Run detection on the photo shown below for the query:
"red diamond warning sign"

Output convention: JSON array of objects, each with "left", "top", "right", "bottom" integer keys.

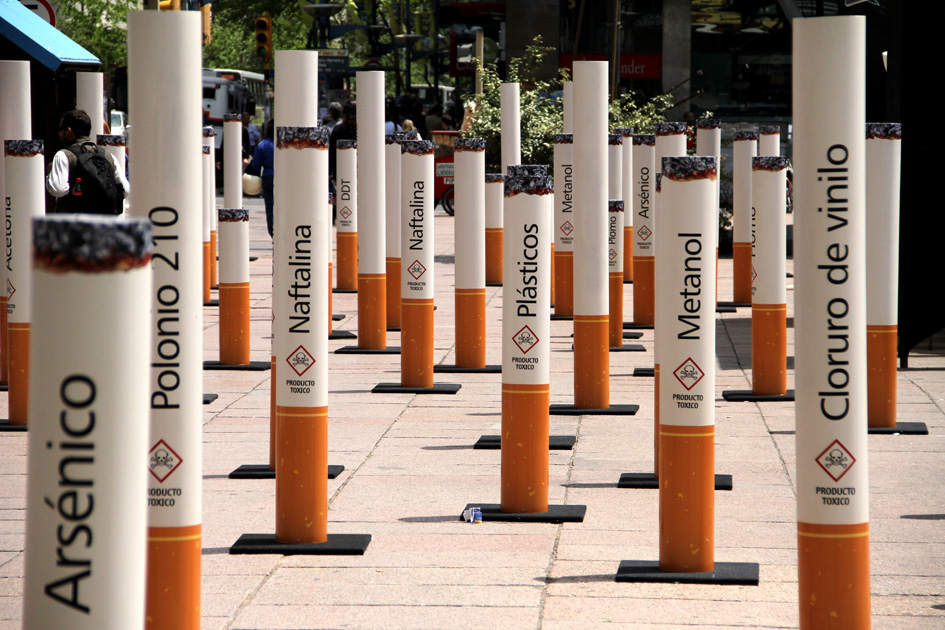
[
  {"left": 816, "top": 439, "right": 856, "bottom": 482},
  {"left": 560, "top": 221, "right": 574, "bottom": 236},
  {"left": 637, "top": 225, "right": 652, "bottom": 241},
  {"left": 609, "top": 248, "right": 618, "bottom": 260},
  {"left": 6, "top": 279, "right": 13, "bottom": 299},
  {"left": 339, "top": 205, "right": 352, "bottom": 220},
  {"left": 673, "top": 357, "right": 704, "bottom": 391},
  {"left": 513, "top": 325, "right": 539, "bottom": 354},
  {"left": 407, "top": 260, "right": 426, "bottom": 279},
  {"left": 286, "top": 345, "right": 315, "bottom": 376},
  {"left": 149, "top": 439, "right": 183, "bottom": 483}
]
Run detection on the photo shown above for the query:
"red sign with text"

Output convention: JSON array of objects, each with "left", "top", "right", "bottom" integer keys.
[{"left": 560, "top": 53, "right": 661, "bottom": 80}]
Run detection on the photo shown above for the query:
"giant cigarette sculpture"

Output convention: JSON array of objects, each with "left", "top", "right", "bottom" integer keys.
[
  {"left": 23, "top": 216, "right": 152, "bottom": 629},
  {"left": 335, "top": 139, "right": 358, "bottom": 291},
  {"left": 463, "top": 171, "right": 585, "bottom": 523},
  {"left": 385, "top": 132, "right": 407, "bottom": 330},
  {"left": 617, "top": 156, "right": 756, "bottom": 584},
  {"left": 608, "top": 135, "right": 624, "bottom": 348},
  {"left": 373, "top": 140, "right": 460, "bottom": 395},
  {"left": 217, "top": 208, "right": 251, "bottom": 365},
  {"left": 865, "top": 123, "right": 922, "bottom": 434},
  {"left": 76, "top": 72, "right": 104, "bottom": 142},
  {"left": 485, "top": 173, "right": 504, "bottom": 285},
  {"left": 731, "top": 130, "right": 757, "bottom": 306},
  {"left": 695, "top": 119, "right": 721, "bottom": 308},
  {"left": 793, "top": 17, "right": 870, "bottom": 628},
  {"left": 759, "top": 124, "right": 781, "bottom": 157},
  {"left": 571, "top": 61, "right": 609, "bottom": 410},
  {"left": 98, "top": 135, "right": 127, "bottom": 215},
  {"left": 553, "top": 134, "right": 574, "bottom": 317},
  {"left": 500, "top": 83, "right": 521, "bottom": 173},
  {"left": 1, "top": 60, "right": 31, "bottom": 392},
  {"left": 618, "top": 128, "right": 634, "bottom": 283},
  {"left": 128, "top": 10, "right": 204, "bottom": 627},
  {"left": 631, "top": 134, "right": 656, "bottom": 327},
  {"left": 4, "top": 140, "right": 44, "bottom": 427},
  {"left": 201, "top": 127, "right": 215, "bottom": 305}
]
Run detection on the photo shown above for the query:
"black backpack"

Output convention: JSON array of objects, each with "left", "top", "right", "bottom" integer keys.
[{"left": 66, "top": 142, "right": 124, "bottom": 215}]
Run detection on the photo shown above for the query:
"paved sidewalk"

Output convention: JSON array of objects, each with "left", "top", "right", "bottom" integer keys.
[{"left": 1, "top": 198, "right": 943, "bottom": 629}]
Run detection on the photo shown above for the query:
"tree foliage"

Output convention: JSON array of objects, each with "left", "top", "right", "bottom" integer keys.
[{"left": 55, "top": 0, "right": 137, "bottom": 70}]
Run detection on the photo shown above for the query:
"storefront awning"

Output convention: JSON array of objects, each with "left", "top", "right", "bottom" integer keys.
[{"left": 0, "top": 0, "right": 99, "bottom": 70}]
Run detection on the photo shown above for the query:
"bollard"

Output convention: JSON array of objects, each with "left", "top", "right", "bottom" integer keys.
[
  {"left": 500, "top": 83, "right": 521, "bottom": 173},
  {"left": 732, "top": 130, "right": 757, "bottom": 306},
  {"left": 562, "top": 81, "right": 573, "bottom": 134},
  {"left": 0, "top": 60, "right": 30, "bottom": 391},
  {"left": 128, "top": 10, "right": 204, "bottom": 628},
  {"left": 631, "top": 134, "right": 656, "bottom": 327},
  {"left": 553, "top": 134, "right": 574, "bottom": 317},
  {"left": 23, "top": 216, "right": 152, "bottom": 629},
  {"left": 76, "top": 72, "right": 104, "bottom": 141},
  {"left": 4, "top": 140, "right": 44, "bottom": 427},
  {"left": 335, "top": 139, "right": 358, "bottom": 291},
  {"left": 618, "top": 128, "right": 634, "bottom": 283},
  {"left": 385, "top": 132, "right": 410, "bottom": 330},
  {"left": 607, "top": 199, "right": 624, "bottom": 349},
  {"left": 484, "top": 173, "right": 504, "bottom": 285},
  {"left": 793, "top": 17, "right": 871, "bottom": 629}
]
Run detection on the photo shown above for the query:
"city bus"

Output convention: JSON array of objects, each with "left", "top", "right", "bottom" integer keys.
[{"left": 202, "top": 68, "right": 269, "bottom": 148}]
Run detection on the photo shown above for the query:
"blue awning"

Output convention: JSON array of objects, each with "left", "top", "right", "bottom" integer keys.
[{"left": 0, "top": 0, "right": 99, "bottom": 70}]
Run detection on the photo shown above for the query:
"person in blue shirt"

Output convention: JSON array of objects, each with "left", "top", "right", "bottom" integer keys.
[{"left": 247, "top": 119, "right": 274, "bottom": 237}]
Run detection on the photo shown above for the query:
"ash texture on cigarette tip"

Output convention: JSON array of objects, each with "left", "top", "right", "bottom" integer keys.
[
  {"left": 662, "top": 156, "right": 718, "bottom": 182},
  {"left": 4, "top": 140, "right": 43, "bottom": 157},
  {"left": 278, "top": 126, "right": 329, "bottom": 150},
  {"left": 504, "top": 174, "right": 553, "bottom": 197},
  {"left": 866, "top": 123, "right": 901, "bottom": 140},
  {"left": 219, "top": 208, "right": 249, "bottom": 222},
  {"left": 752, "top": 156, "right": 791, "bottom": 172},
  {"left": 633, "top": 134, "right": 655, "bottom": 146},
  {"left": 454, "top": 138, "right": 485, "bottom": 152},
  {"left": 33, "top": 215, "right": 153, "bottom": 273}
]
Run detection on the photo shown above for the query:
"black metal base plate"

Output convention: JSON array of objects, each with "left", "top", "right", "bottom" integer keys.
[
  {"left": 0, "top": 383, "right": 8, "bottom": 392},
  {"left": 868, "top": 422, "right": 929, "bottom": 435},
  {"left": 433, "top": 364, "right": 502, "bottom": 374},
  {"left": 203, "top": 361, "right": 271, "bottom": 371},
  {"left": 618, "top": 472, "right": 733, "bottom": 491},
  {"left": 633, "top": 367, "right": 654, "bottom": 377},
  {"left": 329, "top": 330, "right": 357, "bottom": 340},
  {"left": 623, "top": 322, "right": 654, "bottom": 330},
  {"left": 550, "top": 314, "right": 573, "bottom": 321},
  {"left": 332, "top": 288, "right": 357, "bottom": 294},
  {"left": 386, "top": 327, "right": 401, "bottom": 332},
  {"left": 486, "top": 282, "right": 503, "bottom": 287},
  {"left": 550, "top": 404, "right": 638, "bottom": 416},
  {"left": 716, "top": 304, "right": 737, "bottom": 314},
  {"left": 203, "top": 393, "right": 218, "bottom": 404},
  {"left": 229, "top": 533, "right": 371, "bottom": 556},
  {"left": 616, "top": 560, "right": 759, "bottom": 585},
  {"left": 722, "top": 389, "right": 795, "bottom": 402},
  {"left": 623, "top": 331, "right": 643, "bottom": 340},
  {"left": 203, "top": 299, "right": 219, "bottom": 307},
  {"left": 372, "top": 383, "right": 461, "bottom": 394},
  {"left": 332, "top": 314, "right": 345, "bottom": 321},
  {"left": 473, "top": 435, "right": 576, "bottom": 450},
  {"left": 228, "top": 464, "right": 345, "bottom": 479},
  {"left": 610, "top": 344, "right": 646, "bottom": 352},
  {"left": 335, "top": 346, "right": 401, "bottom": 355},
  {"left": 0, "top": 419, "right": 27, "bottom": 432},
  {"left": 717, "top": 301, "right": 750, "bottom": 309},
  {"left": 460, "top": 503, "right": 586, "bottom": 523}
]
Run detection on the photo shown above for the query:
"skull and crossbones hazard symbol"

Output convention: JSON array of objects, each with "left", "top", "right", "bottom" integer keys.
[
  {"left": 816, "top": 439, "right": 856, "bottom": 482},
  {"left": 148, "top": 440, "right": 183, "bottom": 483}
]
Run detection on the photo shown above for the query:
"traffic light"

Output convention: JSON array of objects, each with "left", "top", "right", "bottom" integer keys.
[{"left": 254, "top": 16, "right": 273, "bottom": 60}]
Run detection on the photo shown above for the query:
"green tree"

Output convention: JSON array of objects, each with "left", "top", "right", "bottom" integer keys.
[{"left": 55, "top": 0, "right": 137, "bottom": 70}]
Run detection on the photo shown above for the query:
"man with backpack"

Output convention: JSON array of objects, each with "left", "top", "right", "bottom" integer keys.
[{"left": 45, "top": 109, "right": 128, "bottom": 214}]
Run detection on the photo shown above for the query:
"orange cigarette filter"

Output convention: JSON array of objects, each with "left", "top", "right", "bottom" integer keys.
[
  {"left": 574, "top": 315, "right": 609, "bottom": 408},
  {"left": 867, "top": 324, "right": 897, "bottom": 429},
  {"left": 219, "top": 283, "right": 250, "bottom": 365},
  {"left": 386, "top": 258, "right": 401, "bottom": 328},
  {"left": 336, "top": 232, "right": 358, "bottom": 290},
  {"left": 658, "top": 425, "right": 714, "bottom": 572},
  {"left": 485, "top": 228, "right": 503, "bottom": 285},
  {"left": 202, "top": 242, "right": 211, "bottom": 303},
  {"left": 7, "top": 323, "right": 28, "bottom": 425},
  {"left": 0, "top": 298, "right": 7, "bottom": 384},
  {"left": 751, "top": 304, "right": 787, "bottom": 396},
  {"left": 733, "top": 242, "right": 752, "bottom": 303},
  {"left": 554, "top": 251, "right": 573, "bottom": 317},
  {"left": 797, "top": 522, "right": 870, "bottom": 629},
  {"left": 455, "top": 289, "right": 485, "bottom": 369},
  {"left": 623, "top": 227, "right": 634, "bottom": 281},
  {"left": 401, "top": 299, "right": 434, "bottom": 387},
  {"left": 500, "top": 384, "right": 550, "bottom": 513},
  {"left": 275, "top": 406, "right": 328, "bottom": 543},
  {"left": 609, "top": 273, "right": 623, "bottom": 348},
  {"left": 146, "top": 524, "right": 202, "bottom": 629},
  {"left": 633, "top": 257, "right": 655, "bottom": 325},
  {"left": 357, "top": 274, "right": 387, "bottom": 349},
  {"left": 209, "top": 230, "right": 217, "bottom": 287}
]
